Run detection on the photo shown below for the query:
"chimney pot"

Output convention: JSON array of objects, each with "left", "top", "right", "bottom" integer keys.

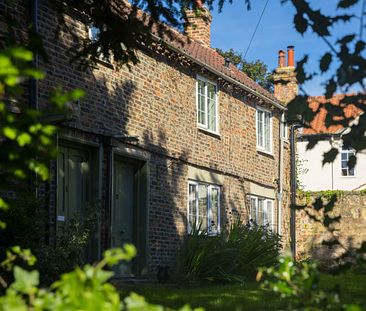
[
  {"left": 278, "top": 50, "right": 286, "bottom": 67},
  {"left": 224, "top": 58, "right": 231, "bottom": 68},
  {"left": 287, "top": 45, "right": 295, "bottom": 67}
]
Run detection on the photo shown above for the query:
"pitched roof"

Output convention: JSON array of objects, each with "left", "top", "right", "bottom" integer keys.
[
  {"left": 135, "top": 8, "right": 285, "bottom": 109},
  {"left": 302, "top": 94, "right": 363, "bottom": 135}
]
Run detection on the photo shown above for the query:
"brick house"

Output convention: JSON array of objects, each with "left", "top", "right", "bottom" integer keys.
[{"left": 1, "top": 1, "right": 295, "bottom": 277}]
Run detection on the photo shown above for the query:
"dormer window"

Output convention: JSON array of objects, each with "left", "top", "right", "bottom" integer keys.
[{"left": 196, "top": 76, "right": 218, "bottom": 134}]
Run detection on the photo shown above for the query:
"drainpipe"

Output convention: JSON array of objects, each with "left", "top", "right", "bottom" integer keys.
[
  {"left": 104, "top": 138, "right": 114, "bottom": 250},
  {"left": 278, "top": 113, "right": 285, "bottom": 235},
  {"left": 29, "top": 0, "right": 39, "bottom": 200},
  {"left": 290, "top": 124, "right": 301, "bottom": 258},
  {"left": 29, "top": 0, "right": 39, "bottom": 109}
]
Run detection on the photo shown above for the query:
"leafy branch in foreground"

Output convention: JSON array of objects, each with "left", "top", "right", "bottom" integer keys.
[
  {"left": 284, "top": 0, "right": 366, "bottom": 162},
  {"left": 257, "top": 255, "right": 362, "bottom": 311}
]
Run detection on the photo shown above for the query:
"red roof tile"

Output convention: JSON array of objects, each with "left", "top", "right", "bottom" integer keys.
[{"left": 302, "top": 94, "right": 363, "bottom": 135}]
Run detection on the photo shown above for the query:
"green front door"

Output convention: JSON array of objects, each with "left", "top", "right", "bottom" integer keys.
[{"left": 112, "top": 161, "right": 135, "bottom": 277}]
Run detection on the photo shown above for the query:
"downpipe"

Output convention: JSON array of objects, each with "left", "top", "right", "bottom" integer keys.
[{"left": 290, "top": 124, "right": 301, "bottom": 259}]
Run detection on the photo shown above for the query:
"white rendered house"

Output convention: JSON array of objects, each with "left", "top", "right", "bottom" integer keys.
[{"left": 297, "top": 95, "right": 366, "bottom": 191}]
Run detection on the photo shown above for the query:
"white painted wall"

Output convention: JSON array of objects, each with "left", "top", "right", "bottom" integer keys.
[{"left": 297, "top": 137, "right": 366, "bottom": 191}]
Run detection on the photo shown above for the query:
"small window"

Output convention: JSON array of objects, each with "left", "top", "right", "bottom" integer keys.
[
  {"left": 341, "top": 146, "right": 355, "bottom": 176},
  {"left": 188, "top": 181, "right": 220, "bottom": 234},
  {"left": 250, "top": 196, "right": 275, "bottom": 231},
  {"left": 256, "top": 108, "right": 272, "bottom": 153},
  {"left": 88, "top": 24, "right": 110, "bottom": 62},
  {"left": 282, "top": 121, "right": 288, "bottom": 140},
  {"left": 196, "top": 76, "right": 218, "bottom": 133},
  {"left": 88, "top": 25, "right": 101, "bottom": 42}
]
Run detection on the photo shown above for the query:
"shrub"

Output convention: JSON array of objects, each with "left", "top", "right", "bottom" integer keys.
[
  {"left": 0, "top": 190, "right": 101, "bottom": 285},
  {"left": 257, "top": 255, "right": 362, "bottom": 311},
  {"left": 177, "top": 221, "right": 281, "bottom": 283}
]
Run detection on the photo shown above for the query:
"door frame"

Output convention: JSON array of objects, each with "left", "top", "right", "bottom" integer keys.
[
  {"left": 56, "top": 136, "right": 103, "bottom": 262},
  {"left": 111, "top": 149, "right": 149, "bottom": 277}
]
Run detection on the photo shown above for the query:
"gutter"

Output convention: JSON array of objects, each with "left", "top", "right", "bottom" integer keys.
[{"left": 152, "top": 34, "right": 286, "bottom": 111}]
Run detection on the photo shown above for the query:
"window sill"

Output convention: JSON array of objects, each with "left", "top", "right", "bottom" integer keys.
[
  {"left": 91, "top": 57, "right": 114, "bottom": 69},
  {"left": 257, "top": 148, "right": 274, "bottom": 158},
  {"left": 198, "top": 127, "right": 221, "bottom": 139}
]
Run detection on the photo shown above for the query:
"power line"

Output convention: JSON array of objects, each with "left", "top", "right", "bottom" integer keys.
[{"left": 244, "top": 0, "right": 270, "bottom": 59}]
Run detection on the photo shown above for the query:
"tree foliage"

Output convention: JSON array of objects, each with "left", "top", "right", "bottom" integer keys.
[
  {"left": 284, "top": 0, "right": 366, "bottom": 162},
  {"left": 216, "top": 48, "right": 274, "bottom": 91}
]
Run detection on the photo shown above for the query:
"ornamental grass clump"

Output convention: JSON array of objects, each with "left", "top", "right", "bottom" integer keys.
[{"left": 177, "top": 221, "right": 281, "bottom": 283}]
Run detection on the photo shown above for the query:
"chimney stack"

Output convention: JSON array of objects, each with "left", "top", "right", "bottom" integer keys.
[
  {"left": 273, "top": 45, "right": 298, "bottom": 105},
  {"left": 185, "top": 3, "right": 212, "bottom": 47}
]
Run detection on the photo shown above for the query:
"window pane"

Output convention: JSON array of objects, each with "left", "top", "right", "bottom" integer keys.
[
  {"left": 264, "top": 112, "right": 271, "bottom": 152},
  {"left": 250, "top": 198, "right": 257, "bottom": 223},
  {"left": 341, "top": 147, "right": 356, "bottom": 176},
  {"left": 258, "top": 198, "right": 264, "bottom": 225},
  {"left": 263, "top": 202, "right": 268, "bottom": 225},
  {"left": 197, "top": 80, "right": 206, "bottom": 125},
  {"left": 188, "top": 184, "right": 197, "bottom": 231},
  {"left": 207, "top": 83, "right": 216, "bottom": 131},
  {"left": 89, "top": 25, "right": 100, "bottom": 42},
  {"left": 282, "top": 122, "right": 287, "bottom": 139},
  {"left": 210, "top": 187, "right": 219, "bottom": 232},
  {"left": 349, "top": 167, "right": 355, "bottom": 176},
  {"left": 267, "top": 200, "right": 273, "bottom": 230},
  {"left": 198, "top": 184, "right": 208, "bottom": 230},
  {"left": 257, "top": 111, "right": 263, "bottom": 147}
]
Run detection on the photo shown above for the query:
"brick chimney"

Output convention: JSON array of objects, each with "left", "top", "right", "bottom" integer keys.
[
  {"left": 273, "top": 46, "right": 298, "bottom": 104},
  {"left": 185, "top": 4, "right": 212, "bottom": 47}
]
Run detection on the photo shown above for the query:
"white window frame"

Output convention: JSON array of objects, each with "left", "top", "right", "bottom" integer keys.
[
  {"left": 256, "top": 107, "right": 273, "bottom": 154},
  {"left": 187, "top": 181, "right": 221, "bottom": 235},
  {"left": 340, "top": 146, "right": 356, "bottom": 177},
  {"left": 196, "top": 75, "right": 219, "bottom": 134},
  {"left": 281, "top": 121, "right": 288, "bottom": 141},
  {"left": 250, "top": 196, "right": 275, "bottom": 231}
]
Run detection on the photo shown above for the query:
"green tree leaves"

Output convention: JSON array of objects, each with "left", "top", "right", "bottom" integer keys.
[
  {"left": 337, "top": 0, "right": 359, "bottom": 8},
  {"left": 294, "top": 13, "right": 308, "bottom": 34},
  {"left": 319, "top": 53, "right": 332, "bottom": 72}
]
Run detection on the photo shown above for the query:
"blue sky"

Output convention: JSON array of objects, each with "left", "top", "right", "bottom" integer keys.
[{"left": 210, "top": 0, "right": 360, "bottom": 95}]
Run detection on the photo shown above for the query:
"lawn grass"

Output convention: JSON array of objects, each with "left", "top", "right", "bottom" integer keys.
[{"left": 121, "top": 273, "right": 366, "bottom": 310}]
